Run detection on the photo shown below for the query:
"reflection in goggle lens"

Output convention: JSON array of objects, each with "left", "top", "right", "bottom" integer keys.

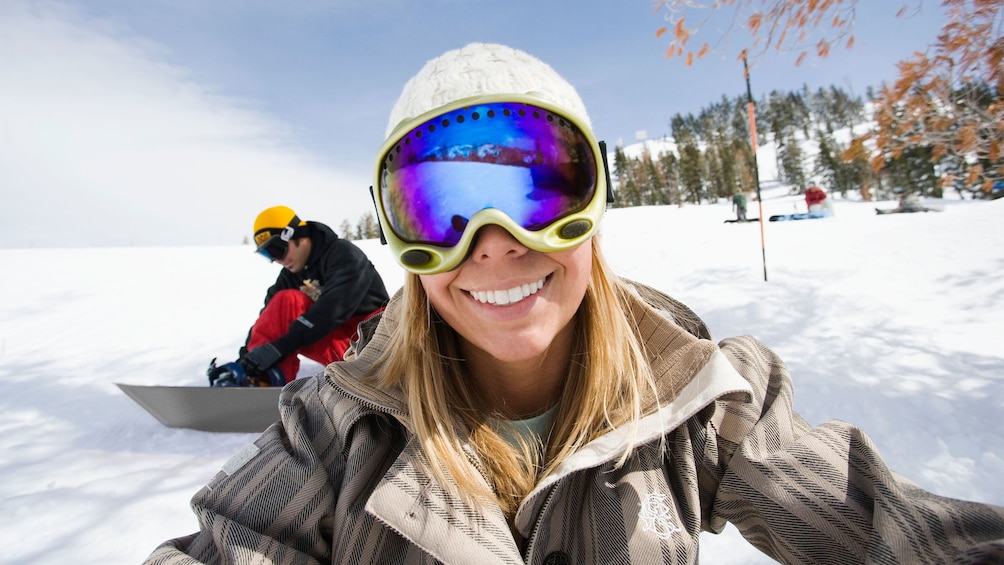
[{"left": 378, "top": 101, "right": 598, "bottom": 249}]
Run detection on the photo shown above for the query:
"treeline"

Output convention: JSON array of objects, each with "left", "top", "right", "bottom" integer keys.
[
  {"left": 340, "top": 82, "right": 997, "bottom": 240},
  {"left": 612, "top": 81, "right": 1004, "bottom": 209},
  {"left": 615, "top": 84, "right": 884, "bottom": 208},
  {"left": 339, "top": 214, "right": 381, "bottom": 241}
]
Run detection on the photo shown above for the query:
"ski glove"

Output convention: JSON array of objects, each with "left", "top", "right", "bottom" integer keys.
[
  {"left": 208, "top": 358, "right": 250, "bottom": 387},
  {"left": 238, "top": 343, "right": 283, "bottom": 377}
]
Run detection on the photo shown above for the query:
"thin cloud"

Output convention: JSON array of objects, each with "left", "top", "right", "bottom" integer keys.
[{"left": 0, "top": 0, "right": 370, "bottom": 248}]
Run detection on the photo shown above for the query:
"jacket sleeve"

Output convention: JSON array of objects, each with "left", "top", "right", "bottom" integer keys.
[
  {"left": 142, "top": 378, "right": 340, "bottom": 564},
  {"left": 700, "top": 335, "right": 1004, "bottom": 564},
  {"left": 271, "top": 240, "right": 379, "bottom": 356}
]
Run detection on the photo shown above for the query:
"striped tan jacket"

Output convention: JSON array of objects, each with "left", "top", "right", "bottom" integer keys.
[{"left": 147, "top": 284, "right": 1004, "bottom": 564}]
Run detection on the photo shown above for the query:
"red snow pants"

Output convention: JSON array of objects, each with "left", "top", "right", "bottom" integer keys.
[{"left": 245, "top": 289, "right": 384, "bottom": 383}]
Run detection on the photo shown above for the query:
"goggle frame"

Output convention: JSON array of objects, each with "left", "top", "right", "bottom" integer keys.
[
  {"left": 371, "top": 94, "right": 612, "bottom": 275},
  {"left": 254, "top": 218, "right": 298, "bottom": 262}
]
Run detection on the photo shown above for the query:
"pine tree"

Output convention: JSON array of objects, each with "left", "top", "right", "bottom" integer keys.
[
  {"left": 777, "top": 130, "right": 807, "bottom": 193},
  {"left": 679, "top": 144, "right": 705, "bottom": 203},
  {"left": 732, "top": 138, "right": 757, "bottom": 195},
  {"left": 672, "top": 114, "right": 706, "bottom": 203},
  {"left": 622, "top": 176, "right": 642, "bottom": 208},
  {"left": 339, "top": 219, "right": 354, "bottom": 240},
  {"left": 611, "top": 145, "right": 629, "bottom": 208},
  {"left": 698, "top": 101, "right": 741, "bottom": 201},
  {"left": 657, "top": 151, "right": 682, "bottom": 205},
  {"left": 643, "top": 152, "right": 666, "bottom": 205},
  {"left": 815, "top": 130, "right": 859, "bottom": 197},
  {"left": 354, "top": 212, "right": 380, "bottom": 240},
  {"left": 883, "top": 145, "right": 938, "bottom": 196},
  {"left": 616, "top": 146, "right": 644, "bottom": 208}
]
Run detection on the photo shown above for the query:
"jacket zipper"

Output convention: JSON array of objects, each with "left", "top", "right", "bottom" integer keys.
[
  {"left": 522, "top": 482, "right": 560, "bottom": 563},
  {"left": 325, "top": 373, "right": 406, "bottom": 425}
]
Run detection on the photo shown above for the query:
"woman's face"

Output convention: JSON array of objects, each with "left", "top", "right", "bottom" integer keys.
[{"left": 419, "top": 225, "right": 592, "bottom": 365}]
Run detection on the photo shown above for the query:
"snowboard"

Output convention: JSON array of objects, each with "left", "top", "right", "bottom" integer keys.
[
  {"left": 768, "top": 210, "right": 832, "bottom": 222},
  {"left": 723, "top": 217, "right": 760, "bottom": 223},
  {"left": 117, "top": 383, "right": 281, "bottom": 433}
]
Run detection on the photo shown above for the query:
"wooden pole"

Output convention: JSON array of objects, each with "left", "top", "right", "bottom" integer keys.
[{"left": 744, "top": 55, "right": 768, "bottom": 282}]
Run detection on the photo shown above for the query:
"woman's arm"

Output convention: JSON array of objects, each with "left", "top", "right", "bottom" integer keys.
[
  {"left": 703, "top": 335, "right": 1004, "bottom": 564},
  {"left": 143, "top": 378, "right": 341, "bottom": 564}
]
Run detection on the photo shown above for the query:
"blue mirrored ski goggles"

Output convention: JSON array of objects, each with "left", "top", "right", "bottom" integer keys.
[
  {"left": 372, "top": 95, "right": 611, "bottom": 274},
  {"left": 253, "top": 217, "right": 299, "bottom": 262}
]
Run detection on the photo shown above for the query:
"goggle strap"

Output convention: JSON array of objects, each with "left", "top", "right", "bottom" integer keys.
[
  {"left": 369, "top": 186, "right": 387, "bottom": 245},
  {"left": 599, "top": 140, "right": 614, "bottom": 204},
  {"left": 280, "top": 215, "right": 302, "bottom": 242}
]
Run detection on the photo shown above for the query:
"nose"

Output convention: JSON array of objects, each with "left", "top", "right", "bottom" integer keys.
[{"left": 469, "top": 225, "right": 528, "bottom": 264}]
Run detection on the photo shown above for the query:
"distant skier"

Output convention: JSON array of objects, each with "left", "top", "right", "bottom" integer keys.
[
  {"left": 769, "top": 185, "right": 834, "bottom": 222},
  {"left": 208, "top": 205, "right": 390, "bottom": 387},
  {"left": 876, "top": 192, "right": 944, "bottom": 215},
  {"left": 732, "top": 191, "right": 748, "bottom": 221},
  {"left": 899, "top": 193, "right": 924, "bottom": 212},
  {"left": 804, "top": 185, "right": 832, "bottom": 214}
]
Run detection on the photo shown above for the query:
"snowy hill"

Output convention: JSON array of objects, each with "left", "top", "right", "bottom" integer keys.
[{"left": 1, "top": 194, "right": 1002, "bottom": 563}]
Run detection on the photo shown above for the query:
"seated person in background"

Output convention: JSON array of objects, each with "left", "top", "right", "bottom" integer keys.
[
  {"left": 899, "top": 192, "right": 924, "bottom": 212},
  {"left": 804, "top": 185, "right": 831, "bottom": 213},
  {"left": 208, "top": 205, "right": 389, "bottom": 386}
]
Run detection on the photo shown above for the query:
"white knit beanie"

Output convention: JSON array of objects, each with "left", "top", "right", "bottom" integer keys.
[{"left": 384, "top": 43, "right": 591, "bottom": 139}]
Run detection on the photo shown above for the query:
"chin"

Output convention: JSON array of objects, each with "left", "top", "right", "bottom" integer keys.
[{"left": 484, "top": 337, "right": 556, "bottom": 363}]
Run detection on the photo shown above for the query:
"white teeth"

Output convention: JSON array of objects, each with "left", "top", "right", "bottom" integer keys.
[{"left": 470, "top": 276, "right": 546, "bottom": 306}]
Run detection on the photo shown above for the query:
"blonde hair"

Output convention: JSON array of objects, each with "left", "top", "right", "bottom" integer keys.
[{"left": 372, "top": 239, "right": 656, "bottom": 523}]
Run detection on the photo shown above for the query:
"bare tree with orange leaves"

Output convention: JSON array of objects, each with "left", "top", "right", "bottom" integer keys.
[
  {"left": 849, "top": 0, "right": 1003, "bottom": 195},
  {"left": 656, "top": 0, "right": 1004, "bottom": 196},
  {"left": 654, "top": 0, "right": 863, "bottom": 67}
]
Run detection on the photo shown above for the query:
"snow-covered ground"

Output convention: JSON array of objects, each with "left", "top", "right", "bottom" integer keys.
[{"left": 1, "top": 188, "right": 1002, "bottom": 563}]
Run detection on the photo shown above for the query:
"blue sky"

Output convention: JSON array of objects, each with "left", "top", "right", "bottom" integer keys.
[{"left": 0, "top": 0, "right": 944, "bottom": 247}]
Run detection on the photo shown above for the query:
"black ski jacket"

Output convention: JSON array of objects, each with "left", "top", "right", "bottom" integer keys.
[{"left": 243, "top": 221, "right": 389, "bottom": 358}]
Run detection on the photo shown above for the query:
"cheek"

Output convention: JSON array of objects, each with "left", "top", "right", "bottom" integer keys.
[
  {"left": 563, "top": 241, "right": 593, "bottom": 296},
  {"left": 419, "top": 273, "right": 456, "bottom": 313}
]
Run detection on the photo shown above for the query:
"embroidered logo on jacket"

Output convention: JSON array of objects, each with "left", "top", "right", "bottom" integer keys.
[
  {"left": 299, "top": 279, "right": 321, "bottom": 301},
  {"left": 639, "top": 493, "right": 681, "bottom": 539}
]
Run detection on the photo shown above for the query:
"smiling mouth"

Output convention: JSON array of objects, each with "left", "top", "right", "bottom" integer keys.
[{"left": 468, "top": 275, "right": 548, "bottom": 306}]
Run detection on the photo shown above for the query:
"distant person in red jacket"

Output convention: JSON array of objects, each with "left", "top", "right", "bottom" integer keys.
[
  {"left": 208, "top": 205, "right": 390, "bottom": 387},
  {"left": 805, "top": 185, "right": 828, "bottom": 211}
]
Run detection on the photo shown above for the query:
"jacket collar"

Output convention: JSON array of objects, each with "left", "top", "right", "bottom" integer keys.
[
  {"left": 324, "top": 289, "right": 409, "bottom": 424},
  {"left": 366, "top": 434, "right": 526, "bottom": 564},
  {"left": 513, "top": 348, "right": 750, "bottom": 535}
]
